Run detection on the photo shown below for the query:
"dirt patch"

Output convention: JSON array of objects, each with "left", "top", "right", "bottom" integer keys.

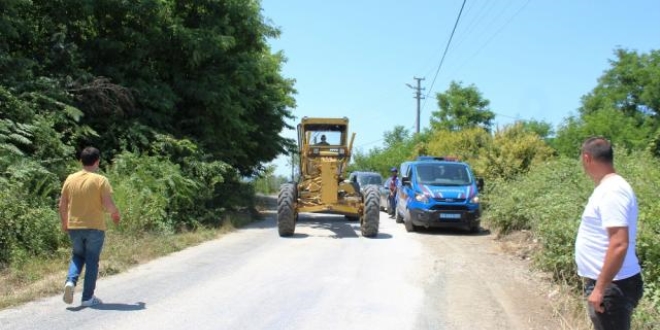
[{"left": 414, "top": 226, "right": 589, "bottom": 330}]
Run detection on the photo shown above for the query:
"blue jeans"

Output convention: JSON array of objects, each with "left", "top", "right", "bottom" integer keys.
[
  {"left": 584, "top": 273, "right": 644, "bottom": 330},
  {"left": 66, "top": 229, "right": 105, "bottom": 302}
]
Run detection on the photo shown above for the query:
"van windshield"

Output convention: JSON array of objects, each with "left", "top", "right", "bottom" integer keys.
[{"left": 414, "top": 163, "right": 471, "bottom": 186}]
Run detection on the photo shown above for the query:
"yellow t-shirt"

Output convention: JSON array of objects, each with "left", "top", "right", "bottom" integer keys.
[{"left": 61, "top": 170, "right": 113, "bottom": 230}]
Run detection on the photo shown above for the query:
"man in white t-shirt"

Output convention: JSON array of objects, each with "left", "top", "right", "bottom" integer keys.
[{"left": 575, "top": 137, "right": 644, "bottom": 330}]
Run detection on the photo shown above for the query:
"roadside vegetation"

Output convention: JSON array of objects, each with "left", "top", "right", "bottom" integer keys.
[
  {"left": 0, "top": 0, "right": 292, "bottom": 309},
  {"left": 349, "top": 48, "right": 660, "bottom": 328},
  {"left": 1, "top": 1, "right": 657, "bottom": 328}
]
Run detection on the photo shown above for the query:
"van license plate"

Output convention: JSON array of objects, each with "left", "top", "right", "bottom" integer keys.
[{"left": 440, "top": 213, "right": 461, "bottom": 219}]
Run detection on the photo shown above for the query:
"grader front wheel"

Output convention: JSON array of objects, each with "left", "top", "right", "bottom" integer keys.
[
  {"left": 361, "top": 185, "right": 380, "bottom": 237},
  {"left": 277, "top": 183, "right": 297, "bottom": 237}
]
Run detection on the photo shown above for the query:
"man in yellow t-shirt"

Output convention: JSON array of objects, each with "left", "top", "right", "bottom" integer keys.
[{"left": 59, "top": 147, "right": 120, "bottom": 307}]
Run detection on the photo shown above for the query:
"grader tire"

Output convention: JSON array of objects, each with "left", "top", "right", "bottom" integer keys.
[
  {"left": 277, "top": 183, "right": 297, "bottom": 237},
  {"left": 361, "top": 185, "right": 380, "bottom": 238}
]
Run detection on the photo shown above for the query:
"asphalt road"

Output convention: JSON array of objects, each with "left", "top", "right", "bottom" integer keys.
[{"left": 0, "top": 206, "right": 561, "bottom": 330}]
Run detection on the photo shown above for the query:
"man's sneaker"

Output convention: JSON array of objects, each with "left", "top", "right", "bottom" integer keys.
[
  {"left": 63, "top": 282, "right": 75, "bottom": 304},
  {"left": 81, "top": 296, "right": 103, "bottom": 307}
]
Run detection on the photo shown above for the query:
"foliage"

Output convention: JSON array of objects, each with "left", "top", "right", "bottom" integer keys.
[
  {"left": 552, "top": 107, "right": 653, "bottom": 157},
  {"left": 516, "top": 119, "right": 554, "bottom": 140},
  {"left": 2, "top": 0, "right": 296, "bottom": 176},
  {"left": 107, "top": 151, "right": 191, "bottom": 234},
  {"left": 580, "top": 48, "right": 660, "bottom": 125},
  {"left": 553, "top": 48, "right": 660, "bottom": 158},
  {"left": 430, "top": 81, "right": 495, "bottom": 133},
  {"left": 382, "top": 125, "right": 411, "bottom": 149},
  {"left": 0, "top": 159, "right": 66, "bottom": 266},
  {"left": 350, "top": 127, "right": 423, "bottom": 177},
  {"left": 0, "top": 0, "right": 296, "bottom": 267},
  {"left": 483, "top": 148, "right": 660, "bottom": 311},
  {"left": 480, "top": 123, "right": 555, "bottom": 181},
  {"left": 251, "top": 165, "right": 289, "bottom": 194},
  {"left": 423, "top": 127, "right": 491, "bottom": 173}
]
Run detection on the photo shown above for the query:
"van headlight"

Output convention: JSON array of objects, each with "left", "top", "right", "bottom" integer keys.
[
  {"left": 415, "top": 192, "right": 429, "bottom": 203},
  {"left": 471, "top": 196, "right": 480, "bottom": 203}
]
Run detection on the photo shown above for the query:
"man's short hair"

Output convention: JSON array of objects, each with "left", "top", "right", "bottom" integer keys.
[
  {"left": 80, "top": 147, "right": 101, "bottom": 166},
  {"left": 581, "top": 136, "right": 613, "bottom": 164}
]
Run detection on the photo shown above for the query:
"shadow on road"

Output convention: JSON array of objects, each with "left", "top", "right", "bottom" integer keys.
[
  {"left": 254, "top": 195, "right": 393, "bottom": 239},
  {"left": 302, "top": 215, "right": 361, "bottom": 238},
  {"left": 413, "top": 226, "right": 492, "bottom": 237},
  {"left": 67, "top": 301, "right": 146, "bottom": 312}
]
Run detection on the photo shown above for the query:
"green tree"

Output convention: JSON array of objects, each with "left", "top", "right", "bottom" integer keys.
[
  {"left": 430, "top": 81, "right": 495, "bottom": 132},
  {"left": 553, "top": 48, "right": 659, "bottom": 157},
  {"left": 580, "top": 48, "right": 660, "bottom": 128},
  {"left": 350, "top": 128, "right": 422, "bottom": 176},
  {"left": 7, "top": 0, "right": 296, "bottom": 175},
  {"left": 553, "top": 107, "right": 653, "bottom": 157},
  {"left": 383, "top": 125, "right": 411, "bottom": 149},
  {"left": 517, "top": 119, "right": 554, "bottom": 139}
]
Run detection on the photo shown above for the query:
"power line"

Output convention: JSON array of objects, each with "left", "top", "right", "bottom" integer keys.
[
  {"left": 420, "top": 0, "right": 468, "bottom": 113},
  {"left": 448, "top": 0, "right": 532, "bottom": 78}
]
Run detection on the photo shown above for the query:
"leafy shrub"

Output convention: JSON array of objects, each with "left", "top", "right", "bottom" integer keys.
[
  {"left": 483, "top": 157, "right": 589, "bottom": 235},
  {"left": 480, "top": 123, "right": 555, "bottom": 181},
  {"left": 107, "top": 151, "right": 198, "bottom": 234},
  {"left": 0, "top": 178, "right": 65, "bottom": 266},
  {"left": 424, "top": 127, "right": 491, "bottom": 168}
]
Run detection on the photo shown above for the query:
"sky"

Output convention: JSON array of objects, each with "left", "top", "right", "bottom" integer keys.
[{"left": 260, "top": 0, "right": 660, "bottom": 177}]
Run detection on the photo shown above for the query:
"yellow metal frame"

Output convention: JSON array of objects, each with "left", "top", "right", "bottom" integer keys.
[{"left": 296, "top": 117, "right": 360, "bottom": 216}]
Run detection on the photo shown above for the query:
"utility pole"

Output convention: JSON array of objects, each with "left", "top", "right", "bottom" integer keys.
[{"left": 406, "top": 77, "right": 425, "bottom": 134}]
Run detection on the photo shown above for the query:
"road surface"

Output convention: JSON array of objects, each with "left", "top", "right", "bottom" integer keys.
[{"left": 0, "top": 203, "right": 562, "bottom": 330}]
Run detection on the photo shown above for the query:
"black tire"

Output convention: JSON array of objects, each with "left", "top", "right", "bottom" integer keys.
[
  {"left": 361, "top": 185, "right": 380, "bottom": 238},
  {"left": 277, "top": 183, "right": 297, "bottom": 237},
  {"left": 469, "top": 223, "right": 480, "bottom": 234},
  {"left": 395, "top": 208, "right": 404, "bottom": 224},
  {"left": 404, "top": 211, "right": 415, "bottom": 232}
]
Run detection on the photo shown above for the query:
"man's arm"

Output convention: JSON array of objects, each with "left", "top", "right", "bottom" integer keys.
[
  {"left": 59, "top": 193, "right": 69, "bottom": 232},
  {"left": 589, "top": 226, "right": 629, "bottom": 312},
  {"left": 101, "top": 191, "right": 121, "bottom": 225}
]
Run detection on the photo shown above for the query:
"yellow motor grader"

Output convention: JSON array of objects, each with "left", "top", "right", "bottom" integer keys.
[{"left": 277, "top": 117, "right": 380, "bottom": 237}]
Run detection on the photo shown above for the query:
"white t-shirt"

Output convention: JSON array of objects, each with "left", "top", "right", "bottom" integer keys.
[{"left": 575, "top": 174, "right": 641, "bottom": 280}]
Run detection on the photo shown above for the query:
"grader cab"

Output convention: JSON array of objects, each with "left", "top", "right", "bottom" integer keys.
[{"left": 277, "top": 117, "right": 380, "bottom": 237}]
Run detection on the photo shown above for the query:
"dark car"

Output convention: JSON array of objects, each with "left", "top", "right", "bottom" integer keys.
[
  {"left": 380, "top": 177, "right": 395, "bottom": 213},
  {"left": 347, "top": 171, "right": 384, "bottom": 195}
]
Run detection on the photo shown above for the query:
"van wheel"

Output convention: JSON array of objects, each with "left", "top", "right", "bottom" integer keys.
[
  {"left": 404, "top": 216, "right": 415, "bottom": 232},
  {"left": 395, "top": 209, "right": 403, "bottom": 223}
]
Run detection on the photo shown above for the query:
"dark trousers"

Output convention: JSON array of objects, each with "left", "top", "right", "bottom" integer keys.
[
  {"left": 388, "top": 194, "right": 396, "bottom": 216},
  {"left": 583, "top": 273, "right": 644, "bottom": 330}
]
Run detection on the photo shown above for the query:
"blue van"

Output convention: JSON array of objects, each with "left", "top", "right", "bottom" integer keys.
[{"left": 395, "top": 156, "right": 483, "bottom": 233}]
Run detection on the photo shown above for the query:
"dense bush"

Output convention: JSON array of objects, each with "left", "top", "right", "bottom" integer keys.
[
  {"left": 480, "top": 123, "right": 555, "bottom": 181},
  {"left": 0, "top": 161, "right": 66, "bottom": 266}
]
